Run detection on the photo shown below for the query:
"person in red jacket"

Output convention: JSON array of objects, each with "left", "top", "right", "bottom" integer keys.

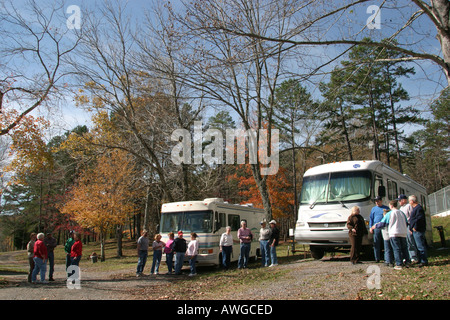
[
  {"left": 32, "top": 233, "right": 48, "bottom": 284},
  {"left": 70, "top": 232, "right": 83, "bottom": 266}
]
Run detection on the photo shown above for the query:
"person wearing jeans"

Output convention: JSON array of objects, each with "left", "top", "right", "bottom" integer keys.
[
  {"left": 369, "top": 196, "right": 389, "bottom": 262},
  {"left": 164, "top": 232, "right": 175, "bottom": 274},
  {"left": 44, "top": 233, "right": 57, "bottom": 281},
  {"left": 237, "top": 221, "right": 252, "bottom": 269},
  {"left": 408, "top": 195, "right": 428, "bottom": 266},
  {"left": 269, "top": 220, "right": 280, "bottom": 267},
  {"left": 398, "top": 194, "right": 419, "bottom": 262},
  {"left": 173, "top": 231, "right": 187, "bottom": 275},
  {"left": 259, "top": 221, "right": 271, "bottom": 267},
  {"left": 32, "top": 233, "right": 48, "bottom": 284},
  {"left": 151, "top": 234, "right": 165, "bottom": 274},
  {"left": 219, "top": 227, "right": 233, "bottom": 270},
  {"left": 373, "top": 200, "right": 410, "bottom": 270},
  {"left": 186, "top": 233, "right": 199, "bottom": 276},
  {"left": 136, "top": 230, "right": 149, "bottom": 276}
]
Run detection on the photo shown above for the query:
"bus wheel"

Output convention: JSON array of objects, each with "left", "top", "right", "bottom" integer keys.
[{"left": 310, "top": 246, "right": 325, "bottom": 260}]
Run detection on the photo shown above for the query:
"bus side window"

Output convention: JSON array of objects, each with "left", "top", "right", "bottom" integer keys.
[
  {"left": 229, "top": 214, "right": 241, "bottom": 231},
  {"left": 399, "top": 187, "right": 405, "bottom": 196}
]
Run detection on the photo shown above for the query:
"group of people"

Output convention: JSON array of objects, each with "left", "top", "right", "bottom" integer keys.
[
  {"left": 26, "top": 230, "right": 83, "bottom": 284},
  {"left": 219, "top": 219, "right": 280, "bottom": 270},
  {"left": 136, "top": 230, "right": 199, "bottom": 277},
  {"left": 347, "top": 194, "right": 428, "bottom": 269},
  {"left": 136, "top": 219, "right": 280, "bottom": 276}
]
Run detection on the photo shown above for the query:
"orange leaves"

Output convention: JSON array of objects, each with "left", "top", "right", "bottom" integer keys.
[
  {"left": 229, "top": 165, "right": 294, "bottom": 219},
  {"left": 2, "top": 110, "right": 52, "bottom": 183},
  {"left": 60, "top": 149, "right": 139, "bottom": 233}
]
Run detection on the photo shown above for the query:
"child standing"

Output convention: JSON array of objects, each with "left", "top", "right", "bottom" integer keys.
[
  {"left": 151, "top": 234, "right": 165, "bottom": 275},
  {"left": 186, "top": 233, "right": 198, "bottom": 277}
]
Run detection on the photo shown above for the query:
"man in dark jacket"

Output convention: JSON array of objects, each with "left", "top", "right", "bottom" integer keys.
[
  {"left": 173, "top": 231, "right": 187, "bottom": 275},
  {"left": 269, "top": 220, "right": 280, "bottom": 267},
  {"left": 44, "top": 233, "right": 57, "bottom": 281},
  {"left": 408, "top": 195, "right": 428, "bottom": 266}
]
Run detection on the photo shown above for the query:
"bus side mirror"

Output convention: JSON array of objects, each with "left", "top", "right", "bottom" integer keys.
[{"left": 378, "top": 186, "right": 386, "bottom": 198}]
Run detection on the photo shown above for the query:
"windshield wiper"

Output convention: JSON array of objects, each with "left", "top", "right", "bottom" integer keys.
[
  {"left": 328, "top": 190, "right": 349, "bottom": 209},
  {"left": 309, "top": 189, "right": 326, "bottom": 209}
]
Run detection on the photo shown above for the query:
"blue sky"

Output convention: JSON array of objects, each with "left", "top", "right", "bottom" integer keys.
[{"left": 2, "top": 0, "right": 447, "bottom": 137}]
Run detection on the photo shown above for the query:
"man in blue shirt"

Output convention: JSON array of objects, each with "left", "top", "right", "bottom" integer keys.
[{"left": 369, "top": 196, "right": 389, "bottom": 262}]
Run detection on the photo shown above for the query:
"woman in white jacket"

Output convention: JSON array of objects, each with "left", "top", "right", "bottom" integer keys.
[{"left": 186, "top": 233, "right": 199, "bottom": 276}]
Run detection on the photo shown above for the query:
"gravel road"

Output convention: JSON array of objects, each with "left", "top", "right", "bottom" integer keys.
[{"left": 0, "top": 250, "right": 390, "bottom": 300}]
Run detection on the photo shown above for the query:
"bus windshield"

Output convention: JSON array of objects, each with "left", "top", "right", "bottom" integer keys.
[
  {"left": 300, "top": 170, "right": 372, "bottom": 205},
  {"left": 160, "top": 210, "right": 213, "bottom": 233}
]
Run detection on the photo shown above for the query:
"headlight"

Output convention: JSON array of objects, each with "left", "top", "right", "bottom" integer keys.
[{"left": 296, "top": 221, "right": 305, "bottom": 227}]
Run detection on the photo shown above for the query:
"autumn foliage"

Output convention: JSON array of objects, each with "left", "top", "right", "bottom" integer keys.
[
  {"left": 228, "top": 165, "right": 294, "bottom": 220},
  {"left": 60, "top": 149, "right": 140, "bottom": 245}
]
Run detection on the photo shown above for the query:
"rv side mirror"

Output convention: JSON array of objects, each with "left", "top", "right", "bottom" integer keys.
[{"left": 378, "top": 186, "right": 386, "bottom": 198}]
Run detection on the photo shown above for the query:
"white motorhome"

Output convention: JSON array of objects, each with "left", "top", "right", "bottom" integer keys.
[
  {"left": 159, "top": 198, "right": 267, "bottom": 266},
  {"left": 294, "top": 160, "right": 430, "bottom": 259}
]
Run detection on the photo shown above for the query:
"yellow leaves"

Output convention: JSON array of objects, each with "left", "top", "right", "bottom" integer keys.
[
  {"left": 2, "top": 111, "right": 52, "bottom": 183},
  {"left": 56, "top": 111, "right": 120, "bottom": 160},
  {"left": 61, "top": 149, "right": 140, "bottom": 232}
]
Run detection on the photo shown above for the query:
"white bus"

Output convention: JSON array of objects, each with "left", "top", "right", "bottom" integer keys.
[
  {"left": 294, "top": 160, "right": 430, "bottom": 260},
  {"left": 159, "top": 198, "right": 267, "bottom": 266}
]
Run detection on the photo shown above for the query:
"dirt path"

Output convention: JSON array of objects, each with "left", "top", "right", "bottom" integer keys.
[{"left": 0, "top": 250, "right": 389, "bottom": 300}]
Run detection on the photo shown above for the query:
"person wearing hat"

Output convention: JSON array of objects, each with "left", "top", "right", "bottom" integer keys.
[
  {"left": 369, "top": 196, "right": 389, "bottom": 263},
  {"left": 173, "top": 231, "right": 187, "bottom": 275},
  {"left": 268, "top": 220, "right": 279, "bottom": 267},
  {"left": 259, "top": 221, "right": 271, "bottom": 267},
  {"left": 398, "top": 194, "right": 418, "bottom": 263}
]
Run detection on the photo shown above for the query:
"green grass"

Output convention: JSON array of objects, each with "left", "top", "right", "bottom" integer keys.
[
  {"left": 1, "top": 217, "right": 448, "bottom": 299},
  {"left": 358, "top": 216, "right": 450, "bottom": 300}
]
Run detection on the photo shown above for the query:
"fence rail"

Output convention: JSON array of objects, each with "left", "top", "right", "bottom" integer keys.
[{"left": 428, "top": 185, "right": 450, "bottom": 217}]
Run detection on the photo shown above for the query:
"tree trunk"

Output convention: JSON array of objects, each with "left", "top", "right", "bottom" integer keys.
[
  {"left": 116, "top": 225, "right": 123, "bottom": 258},
  {"left": 143, "top": 185, "right": 151, "bottom": 232},
  {"left": 432, "top": 0, "right": 450, "bottom": 85},
  {"left": 100, "top": 231, "right": 106, "bottom": 262}
]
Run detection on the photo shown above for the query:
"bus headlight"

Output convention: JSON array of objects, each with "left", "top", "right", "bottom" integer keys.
[
  {"left": 296, "top": 221, "right": 305, "bottom": 227},
  {"left": 200, "top": 249, "right": 214, "bottom": 254}
]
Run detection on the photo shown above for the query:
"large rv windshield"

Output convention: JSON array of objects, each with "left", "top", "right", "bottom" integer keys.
[
  {"left": 300, "top": 170, "right": 372, "bottom": 205},
  {"left": 160, "top": 210, "right": 213, "bottom": 233}
]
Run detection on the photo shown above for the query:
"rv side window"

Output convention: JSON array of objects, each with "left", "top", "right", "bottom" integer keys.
[
  {"left": 387, "top": 179, "right": 398, "bottom": 200},
  {"left": 228, "top": 214, "right": 241, "bottom": 231},
  {"left": 399, "top": 187, "right": 405, "bottom": 196},
  {"left": 217, "top": 212, "right": 226, "bottom": 229},
  {"left": 374, "top": 175, "right": 383, "bottom": 197},
  {"left": 421, "top": 195, "right": 427, "bottom": 211}
]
